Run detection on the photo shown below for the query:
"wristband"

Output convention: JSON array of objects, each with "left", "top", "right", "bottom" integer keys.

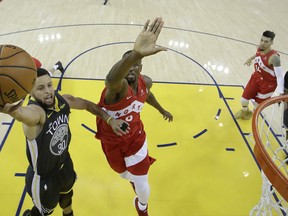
[{"left": 106, "top": 116, "right": 113, "bottom": 124}]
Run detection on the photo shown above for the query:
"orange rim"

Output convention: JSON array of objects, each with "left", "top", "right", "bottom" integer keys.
[{"left": 252, "top": 95, "right": 288, "bottom": 202}]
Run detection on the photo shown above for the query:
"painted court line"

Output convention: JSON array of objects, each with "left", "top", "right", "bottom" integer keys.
[
  {"left": 15, "top": 173, "right": 26, "bottom": 177},
  {"left": 0, "top": 119, "right": 15, "bottom": 151},
  {"left": 215, "top": 109, "right": 221, "bottom": 120},
  {"left": 81, "top": 123, "right": 97, "bottom": 134},
  {"left": 157, "top": 142, "right": 177, "bottom": 148},
  {"left": 15, "top": 186, "right": 27, "bottom": 216},
  {"left": 193, "top": 129, "right": 208, "bottom": 139}
]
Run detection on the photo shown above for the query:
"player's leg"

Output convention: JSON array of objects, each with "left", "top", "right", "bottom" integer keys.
[
  {"left": 23, "top": 166, "right": 58, "bottom": 215},
  {"left": 49, "top": 61, "right": 64, "bottom": 74},
  {"left": 235, "top": 74, "right": 259, "bottom": 120},
  {"left": 59, "top": 157, "right": 76, "bottom": 216},
  {"left": 124, "top": 140, "right": 155, "bottom": 216},
  {"left": 59, "top": 190, "right": 74, "bottom": 216},
  {"left": 32, "top": 57, "right": 64, "bottom": 75},
  {"left": 102, "top": 140, "right": 153, "bottom": 215},
  {"left": 132, "top": 174, "right": 150, "bottom": 211},
  {"left": 22, "top": 206, "right": 51, "bottom": 216}
]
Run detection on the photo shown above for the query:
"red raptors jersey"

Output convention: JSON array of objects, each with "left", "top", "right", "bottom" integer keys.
[
  {"left": 254, "top": 48, "right": 278, "bottom": 81},
  {"left": 96, "top": 75, "right": 148, "bottom": 156}
]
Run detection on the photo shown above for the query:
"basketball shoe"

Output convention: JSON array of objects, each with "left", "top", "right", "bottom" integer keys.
[
  {"left": 22, "top": 209, "right": 31, "bottom": 216},
  {"left": 134, "top": 197, "right": 148, "bottom": 216},
  {"left": 235, "top": 109, "right": 252, "bottom": 120},
  {"left": 54, "top": 61, "right": 64, "bottom": 73}
]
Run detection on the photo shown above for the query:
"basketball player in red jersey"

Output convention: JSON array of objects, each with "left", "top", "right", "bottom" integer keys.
[
  {"left": 95, "top": 17, "right": 173, "bottom": 216},
  {"left": 32, "top": 57, "right": 64, "bottom": 75},
  {"left": 235, "top": 30, "right": 285, "bottom": 120}
]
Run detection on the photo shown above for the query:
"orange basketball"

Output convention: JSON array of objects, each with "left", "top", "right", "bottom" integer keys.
[{"left": 0, "top": 45, "right": 37, "bottom": 107}]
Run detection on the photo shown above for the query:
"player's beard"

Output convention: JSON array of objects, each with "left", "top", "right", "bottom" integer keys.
[{"left": 34, "top": 95, "right": 55, "bottom": 109}]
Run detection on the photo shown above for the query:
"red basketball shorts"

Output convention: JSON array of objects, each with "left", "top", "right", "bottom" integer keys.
[{"left": 242, "top": 72, "right": 277, "bottom": 104}]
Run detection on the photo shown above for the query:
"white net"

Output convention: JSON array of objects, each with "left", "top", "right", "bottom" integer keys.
[
  {"left": 250, "top": 95, "right": 288, "bottom": 216},
  {"left": 250, "top": 171, "right": 288, "bottom": 215}
]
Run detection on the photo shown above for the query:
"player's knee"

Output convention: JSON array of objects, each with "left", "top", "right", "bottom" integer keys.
[
  {"left": 134, "top": 180, "right": 149, "bottom": 195},
  {"left": 120, "top": 170, "right": 132, "bottom": 180},
  {"left": 59, "top": 190, "right": 73, "bottom": 209}
]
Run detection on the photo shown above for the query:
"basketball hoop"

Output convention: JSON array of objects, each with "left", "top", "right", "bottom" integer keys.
[{"left": 250, "top": 95, "right": 288, "bottom": 215}]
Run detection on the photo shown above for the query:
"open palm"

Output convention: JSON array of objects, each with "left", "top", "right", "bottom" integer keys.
[{"left": 133, "top": 17, "right": 167, "bottom": 57}]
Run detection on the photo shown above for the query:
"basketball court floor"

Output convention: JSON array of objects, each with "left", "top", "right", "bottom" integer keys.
[{"left": 0, "top": 0, "right": 288, "bottom": 215}]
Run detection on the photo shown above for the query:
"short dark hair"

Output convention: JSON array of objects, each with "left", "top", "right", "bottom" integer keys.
[
  {"left": 37, "top": 68, "right": 50, "bottom": 77},
  {"left": 262, "top": 30, "right": 275, "bottom": 40}
]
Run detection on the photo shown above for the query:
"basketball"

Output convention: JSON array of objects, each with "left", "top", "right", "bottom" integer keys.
[{"left": 0, "top": 44, "right": 37, "bottom": 107}]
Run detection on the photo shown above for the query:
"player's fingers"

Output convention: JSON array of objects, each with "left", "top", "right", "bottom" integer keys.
[
  {"left": 117, "top": 127, "right": 129, "bottom": 135},
  {"left": 114, "top": 127, "right": 125, "bottom": 136},
  {"left": 148, "top": 17, "right": 158, "bottom": 32},
  {"left": 142, "top": 19, "right": 150, "bottom": 32},
  {"left": 153, "top": 18, "right": 164, "bottom": 37}
]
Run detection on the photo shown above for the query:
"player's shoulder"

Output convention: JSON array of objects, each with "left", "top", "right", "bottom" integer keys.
[
  {"left": 142, "top": 75, "right": 152, "bottom": 87},
  {"left": 269, "top": 52, "right": 281, "bottom": 66},
  {"left": 269, "top": 51, "right": 280, "bottom": 60}
]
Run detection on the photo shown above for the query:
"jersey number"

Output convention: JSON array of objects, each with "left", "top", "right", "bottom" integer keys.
[{"left": 255, "top": 65, "right": 261, "bottom": 73}]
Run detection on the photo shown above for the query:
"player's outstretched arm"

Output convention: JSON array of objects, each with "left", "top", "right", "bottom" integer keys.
[
  {"left": 0, "top": 101, "right": 43, "bottom": 126},
  {"left": 62, "top": 94, "right": 129, "bottom": 135},
  {"left": 244, "top": 54, "right": 256, "bottom": 66},
  {"left": 105, "top": 17, "right": 167, "bottom": 97},
  {"left": 146, "top": 92, "right": 173, "bottom": 122}
]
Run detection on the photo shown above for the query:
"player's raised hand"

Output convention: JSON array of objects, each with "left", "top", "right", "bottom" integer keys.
[{"left": 133, "top": 17, "right": 167, "bottom": 57}]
